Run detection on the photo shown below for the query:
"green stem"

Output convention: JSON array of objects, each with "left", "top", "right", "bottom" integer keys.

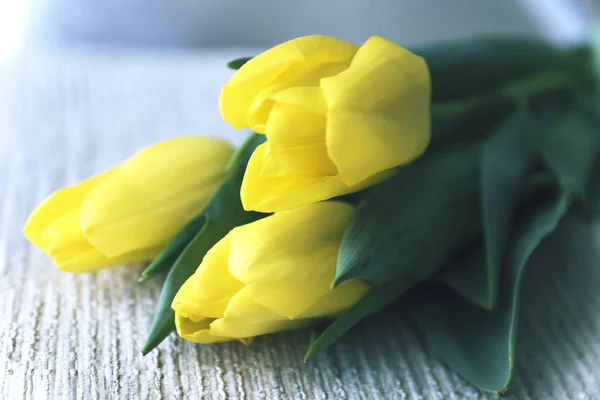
[
  {"left": 428, "top": 47, "right": 595, "bottom": 150},
  {"left": 432, "top": 47, "right": 595, "bottom": 119}
]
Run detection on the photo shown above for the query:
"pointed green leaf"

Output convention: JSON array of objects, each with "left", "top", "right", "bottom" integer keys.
[
  {"left": 334, "top": 142, "right": 482, "bottom": 287},
  {"left": 142, "top": 215, "right": 220, "bottom": 355},
  {"left": 402, "top": 188, "right": 570, "bottom": 393},
  {"left": 437, "top": 171, "right": 558, "bottom": 310},
  {"left": 305, "top": 278, "right": 415, "bottom": 360},
  {"left": 479, "top": 110, "right": 537, "bottom": 309},
  {"left": 138, "top": 213, "right": 207, "bottom": 282},
  {"left": 226, "top": 57, "right": 253, "bottom": 70},
  {"left": 141, "top": 133, "right": 267, "bottom": 354}
]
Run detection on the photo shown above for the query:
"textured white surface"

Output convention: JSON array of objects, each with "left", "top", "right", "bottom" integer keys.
[{"left": 1, "top": 46, "right": 600, "bottom": 399}]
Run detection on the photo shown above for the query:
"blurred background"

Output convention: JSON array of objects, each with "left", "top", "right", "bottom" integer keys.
[{"left": 0, "top": 0, "right": 594, "bottom": 62}]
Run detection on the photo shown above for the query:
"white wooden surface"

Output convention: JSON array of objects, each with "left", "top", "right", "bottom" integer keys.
[{"left": 0, "top": 46, "right": 599, "bottom": 399}]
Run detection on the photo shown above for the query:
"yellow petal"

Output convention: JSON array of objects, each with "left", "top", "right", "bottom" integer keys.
[
  {"left": 227, "top": 202, "right": 362, "bottom": 318},
  {"left": 240, "top": 144, "right": 349, "bottom": 213},
  {"left": 298, "top": 278, "right": 370, "bottom": 319},
  {"left": 270, "top": 86, "right": 328, "bottom": 116},
  {"left": 322, "top": 36, "right": 431, "bottom": 186},
  {"left": 240, "top": 144, "right": 392, "bottom": 213},
  {"left": 42, "top": 209, "right": 96, "bottom": 257},
  {"left": 246, "top": 64, "right": 349, "bottom": 133},
  {"left": 174, "top": 314, "right": 235, "bottom": 344},
  {"left": 262, "top": 102, "right": 335, "bottom": 176},
  {"left": 172, "top": 275, "right": 206, "bottom": 322},
  {"left": 209, "top": 288, "right": 312, "bottom": 338},
  {"left": 23, "top": 169, "right": 115, "bottom": 249},
  {"left": 172, "top": 236, "right": 243, "bottom": 319},
  {"left": 220, "top": 35, "right": 358, "bottom": 130},
  {"left": 51, "top": 246, "right": 160, "bottom": 273},
  {"left": 41, "top": 209, "right": 159, "bottom": 272},
  {"left": 81, "top": 136, "right": 233, "bottom": 258},
  {"left": 246, "top": 83, "right": 289, "bottom": 134}
]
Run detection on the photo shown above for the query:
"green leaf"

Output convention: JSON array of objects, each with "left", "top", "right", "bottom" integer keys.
[
  {"left": 141, "top": 133, "right": 268, "bottom": 355},
  {"left": 226, "top": 57, "right": 252, "bottom": 70},
  {"left": 414, "top": 37, "right": 588, "bottom": 103},
  {"left": 538, "top": 108, "right": 600, "bottom": 199},
  {"left": 226, "top": 132, "right": 265, "bottom": 171},
  {"left": 142, "top": 216, "right": 219, "bottom": 355},
  {"left": 478, "top": 110, "right": 536, "bottom": 309},
  {"left": 437, "top": 93, "right": 595, "bottom": 309},
  {"left": 138, "top": 213, "right": 207, "bottom": 282},
  {"left": 574, "top": 96, "right": 600, "bottom": 217},
  {"left": 305, "top": 278, "right": 415, "bottom": 360},
  {"left": 592, "top": 23, "right": 600, "bottom": 80},
  {"left": 585, "top": 157, "right": 600, "bottom": 217},
  {"left": 436, "top": 172, "right": 559, "bottom": 310},
  {"left": 334, "top": 142, "right": 482, "bottom": 287},
  {"left": 402, "top": 188, "right": 570, "bottom": 394},
  {"left": 434, "top": 239, "right": 490, "bottom": 310}
]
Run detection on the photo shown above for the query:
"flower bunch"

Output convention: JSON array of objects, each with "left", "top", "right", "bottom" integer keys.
[{"left": 24, "top": 33, "right": 599, "bottom": 394}]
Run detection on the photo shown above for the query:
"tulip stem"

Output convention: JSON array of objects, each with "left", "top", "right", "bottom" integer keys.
[
  {"left": 432, "top": 43, "right": 594, "bottom": 115},
  {"left": 429, "top": 50, "right": 595, "bottom": 150},
  {"left": 432, "top": 70, "right": 593, "bottom": 121}
]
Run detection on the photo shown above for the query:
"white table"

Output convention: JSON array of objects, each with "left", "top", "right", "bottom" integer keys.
[{"left": 0, "top": 45, "right": 599, "bottom": 399}]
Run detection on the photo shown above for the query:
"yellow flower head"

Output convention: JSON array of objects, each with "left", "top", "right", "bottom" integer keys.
[
  {"left": 220, "top": 35, "right": 431, "bottom": 212},
  {"left": 23, "top": 136, "right": 234, "bottom": 272},
  {"left": 172, "top": 201, "right": 370, "bottom": 343}
]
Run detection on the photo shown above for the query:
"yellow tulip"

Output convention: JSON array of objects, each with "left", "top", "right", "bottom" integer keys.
[
  {"left": 23, "top": 136, "right": 234, "bottom": 272},
  {"left": 172, "top": 201, "right": 370, "bottom": 343},
  {"left": 220, "top": 35, "right": 431, "bottom": 212}
]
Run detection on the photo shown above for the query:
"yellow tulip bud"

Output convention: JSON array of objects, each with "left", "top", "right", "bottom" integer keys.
[
  {"left": 23, "top": 136, "right": 234, "bottom": 272},
  {"left": 172, "top": 201, "right": 370, "bottom": 344},
  {"left": 220, "top": 35, "right": 431, "bottom": 212}
]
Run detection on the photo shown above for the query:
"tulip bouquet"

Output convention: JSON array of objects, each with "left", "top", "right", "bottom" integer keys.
[{"left": 24, "top": 33, "right": 600, "bottom": 394}]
